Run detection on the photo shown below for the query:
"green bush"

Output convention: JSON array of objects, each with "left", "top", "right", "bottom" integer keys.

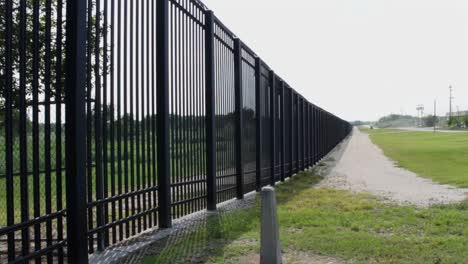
[{"left": 462, "top": 116, "right": 468, "bottom": 128}]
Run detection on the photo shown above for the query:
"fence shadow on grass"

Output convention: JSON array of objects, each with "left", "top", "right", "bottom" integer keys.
[{"left": 116, "top": 171, "right": 327, "bottom": 264}]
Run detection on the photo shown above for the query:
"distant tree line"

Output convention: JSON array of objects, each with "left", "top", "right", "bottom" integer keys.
[
  {"left": 448, "top": 115, "right": 468, "bottom": 128},
  {"left": 374, "top": 114, "right": 418, "bottom": 128},
  {"left": 350, "top": 120, "right": 371, "bottom": 126}
]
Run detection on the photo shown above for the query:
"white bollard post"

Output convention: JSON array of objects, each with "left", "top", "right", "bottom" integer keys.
[{"left": 260, "top": 187, "right": 282, "bottom": 264}]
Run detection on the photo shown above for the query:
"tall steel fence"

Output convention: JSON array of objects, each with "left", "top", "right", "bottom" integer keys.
[{"left": 0, "top": 0, "right": 352, "bottom": 262}]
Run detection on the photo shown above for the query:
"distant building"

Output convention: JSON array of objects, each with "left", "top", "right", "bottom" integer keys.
[{"left": 446, "top": 110, "right": 468, "bottom": 117}]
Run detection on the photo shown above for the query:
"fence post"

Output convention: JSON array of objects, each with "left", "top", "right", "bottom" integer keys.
[
  {"left": 269, "top": 70, "right": 276, "bottom": 186},
  {"left": 312, "top": 105, "right": 315, "bottom": 165},
  {"left": 234, "top": 38, "right": 244, "bottom": 199},
  {"left": 289, "top": 89, "right": 294, "bottom": 176},
  {"left": 327, "top": 113, "right": 329, "bottom": 153},
  {"left": 323, "top": 110, "right": 325, "bottom": 157},
  {"left": 308, "top": 103, "right": 312, "bottom": 167},
  {"left": 65, "top": 0, "right": 89, "bottom": 261},
  {"left": 301, "top": 98, "right": 307, "bottom": 170},
  {"left": 305, "top": 102, "right": 309, "bottom": 168},
  {"left": 205, "top": 10, "right": 217, "bottom": 210},
  {"left": 319, "top": 109, "right": 322, "bottom": 160},
  {"left": 316, "top": 107, "right": 320, "bottom": 163},
  {"left": 298, "top": 97, "right": 301, "bottom": 170},
  {"left": 312, "top": 105, "right": 316, "bottom": 165},
  {"left": 299, "top": 98, "right": 303, "bottom": 170},
  {"left": 280, "top": 81, "right": 285, "bottom": 181},
  {"left": 326, "top": 114, "right": 329, "bottom": 152},
  {"left": 318, "top": 109, "right": 322, "bottom": 160},
  {"left": 320, "top": 109, "right": 324, "bottom": 159},
  {"left": 255, "top": 57, "right": 262, "bottom": 191},
  {"left": 156, "top": 0, "right": 172, "bottom": 228},
  {"left": 317, "top": 108, "right": 321, "bottom": 163},
  {"left": 304, "top": 102, "right": 308, "bottom": 168},
  {"left": 295, "top": 94, "right": 299, "bottom": 173}
]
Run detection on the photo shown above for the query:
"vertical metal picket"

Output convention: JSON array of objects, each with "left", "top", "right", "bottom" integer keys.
[
  {"left": 234, "top": 38, "right": 244, "bottom": 199},
  {"left": 65, "top": 0, "right": 89, "bottom": 261},
  {"left": 4, "top": 0, "right": 15, "bottom": 260},
  {"left": 205, "top": 10, "right": 217, "bottom": 210}
]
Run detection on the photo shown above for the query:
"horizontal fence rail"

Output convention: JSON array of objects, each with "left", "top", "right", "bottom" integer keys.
[{"left": 0, "top": 0, "right": 352, "bottom": 262}]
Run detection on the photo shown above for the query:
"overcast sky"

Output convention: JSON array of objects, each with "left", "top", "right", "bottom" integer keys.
[{"left": 202, "top": 0, "right": 468, "bottom": 121}]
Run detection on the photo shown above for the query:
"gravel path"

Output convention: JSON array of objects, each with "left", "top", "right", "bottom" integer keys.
[{"left": 318, "top": 128, "right": 468, "bottom": 207}]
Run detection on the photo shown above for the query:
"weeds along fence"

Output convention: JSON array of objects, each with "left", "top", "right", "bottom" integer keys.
[{"left": 0, "top": 0, "right": 352, "bottom": 262}]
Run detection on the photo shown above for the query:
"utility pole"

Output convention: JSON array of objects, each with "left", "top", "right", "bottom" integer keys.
[
  {"left": 416, "top": 105, "right": 419, "bottom": 127},
  {"left": 449, "top": 85, "right": 454, "bottom": 122},
  {"left": 434, "top": 100, "right": 437, "bottom": 132},
  {"left": 416, "top": 104, "right": 424, "bottom": 127}
]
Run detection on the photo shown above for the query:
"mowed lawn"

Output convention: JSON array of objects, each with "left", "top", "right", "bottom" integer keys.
[
  {"left": 139, "top": 172, "right": 468, "bottom": 264},
  {"left": 363, "top": 128, "right": 468, "bottom": 188}
]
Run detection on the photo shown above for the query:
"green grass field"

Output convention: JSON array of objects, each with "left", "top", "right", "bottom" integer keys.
[
  {"left": 361, "top": 128, "right": 468, "bottom": 188},
  {"left": 0, "top": 138, "right": 237, "bottom": 226},
  {"left": 139, "top": 172, "right": 468, "bottom": 264}
]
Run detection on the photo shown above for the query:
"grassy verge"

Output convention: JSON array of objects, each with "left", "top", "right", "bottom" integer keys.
[
  {"left": 139, "top": 171, "right": 468, "bottom": 264},
  {"left": 361, "top": 128, "right": 468, "bottom": 188}
]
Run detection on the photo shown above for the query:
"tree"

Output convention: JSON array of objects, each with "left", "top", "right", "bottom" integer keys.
[
  {"left": 0, "top": 0, "right": 65, "bottom": 110},
  {"left": 0, "top": 0, "right": 108, "bottom": 118},
  {"left": 375, "top": 114, "right": 418, "bottom": 128},
  {"left": 448, "top": 117, "right": 457, "bottom": 127},
  {"left": 423, "top": 115, "right": 437, "bottom": 127},
  {"left": 462, "top": 116, "right": 468, "bottom": 128}
]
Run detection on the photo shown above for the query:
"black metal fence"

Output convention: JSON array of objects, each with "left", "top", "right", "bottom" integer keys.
[{"left": 0, "top": 0, "right": 351, "bottom": 262}]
